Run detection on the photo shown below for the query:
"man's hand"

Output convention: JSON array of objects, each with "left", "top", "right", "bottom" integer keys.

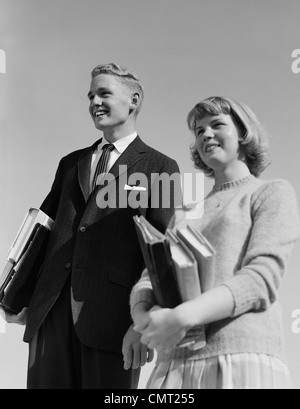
[
  {"left": 122, "top": 324, "right": 154, "bottom": 370},
  {"left": 1, "top": 307, "right": 28, "bottom": 325}
]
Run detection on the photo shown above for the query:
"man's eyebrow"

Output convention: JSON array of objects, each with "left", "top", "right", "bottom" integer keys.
[{"left": 87, "top": 87, "right": 111, "bottom": 98}]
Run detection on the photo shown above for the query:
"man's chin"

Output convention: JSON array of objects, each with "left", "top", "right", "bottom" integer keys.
[{"left": 94, "top": 121, "right": 108, "bottom": 131}]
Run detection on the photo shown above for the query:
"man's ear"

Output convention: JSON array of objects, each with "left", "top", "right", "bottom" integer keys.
[{"left": 129, "top": 93, "right": 140, "bottom": 113}]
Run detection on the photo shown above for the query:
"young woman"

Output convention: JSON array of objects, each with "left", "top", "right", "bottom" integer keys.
[{"left": 130, "top": 96, "right": 299, "bottom": 389}]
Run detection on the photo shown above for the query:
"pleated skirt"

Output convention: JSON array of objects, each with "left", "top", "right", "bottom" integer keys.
[{"left": 146, "top": 353, "right": 292, "bottom": 389}]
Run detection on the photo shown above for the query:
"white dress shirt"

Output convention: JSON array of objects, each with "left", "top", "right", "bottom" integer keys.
[{"left": 89, "top": 132, "right": 138, "bottom": 192}]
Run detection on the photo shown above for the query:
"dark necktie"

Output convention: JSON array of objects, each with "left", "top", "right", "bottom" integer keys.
[{"left": 91, "top": 143, "right": 115, "bottom": 193}]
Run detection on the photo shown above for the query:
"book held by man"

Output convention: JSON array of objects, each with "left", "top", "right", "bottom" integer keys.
[
  {"left": 0, "top": 208, "right": 54, "bottom": 313},
  {"left": 133, "top": 215, "right": 216, "bottom": 350}
]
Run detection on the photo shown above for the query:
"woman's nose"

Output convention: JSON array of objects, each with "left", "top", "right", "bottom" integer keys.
[{"left": 203, "top": 128, "right": 214, "bottom": 142}]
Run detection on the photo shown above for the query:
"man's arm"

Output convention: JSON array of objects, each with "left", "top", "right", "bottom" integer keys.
[
  {"left": 39, "top": 157, "right": 64, "bottom": 220},
  {"left": 2, "top": 158, "right": 64, "bottom": 325},
  {"left": 122, "top": 324, "right": 154, "bottom": 370}
]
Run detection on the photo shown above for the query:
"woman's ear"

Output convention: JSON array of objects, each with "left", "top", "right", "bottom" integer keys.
[{"left": 238, "top": 131, "right": 247, "bottom": 144}]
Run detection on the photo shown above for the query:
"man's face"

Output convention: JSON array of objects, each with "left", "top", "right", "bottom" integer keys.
[{"left": 88, "top": 74, "right": 133, "bottom": 132}]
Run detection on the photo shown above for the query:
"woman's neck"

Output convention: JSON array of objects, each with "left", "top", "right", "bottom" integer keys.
[{"left": 214, "top": 162, "right": 251, "bottom": 186}]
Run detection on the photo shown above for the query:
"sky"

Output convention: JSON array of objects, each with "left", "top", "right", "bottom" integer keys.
[{"left": 0, "top": 0, "right": 300, "bottom": 389}]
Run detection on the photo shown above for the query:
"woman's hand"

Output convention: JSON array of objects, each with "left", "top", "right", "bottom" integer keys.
[
  {"left": 138, "top": 305, "right": 190, "bottom": 350},
  {"left": 133, "top": 286, "right": 235, "bottom": 351}
]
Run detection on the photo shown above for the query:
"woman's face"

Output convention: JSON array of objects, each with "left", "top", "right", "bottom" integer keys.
[{"left": 194, "top": 113, "right": 245, "bottom": 172}]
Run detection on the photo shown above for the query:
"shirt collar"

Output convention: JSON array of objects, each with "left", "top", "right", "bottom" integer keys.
[{"left": 97, "top": 132, "right": 138, "bottom": 154}]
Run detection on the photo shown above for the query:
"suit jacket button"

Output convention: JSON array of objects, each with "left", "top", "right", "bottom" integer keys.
[
  {"left": 79, "top": 226, "right": 86, "bottom": 233},
  {"left": 65, "top": 263, "right": 72, "bottom": 269}
]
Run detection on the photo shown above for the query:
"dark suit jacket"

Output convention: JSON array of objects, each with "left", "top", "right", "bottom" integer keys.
[{"left": 24, "top": 136, "right": 180, "bottom": 354}]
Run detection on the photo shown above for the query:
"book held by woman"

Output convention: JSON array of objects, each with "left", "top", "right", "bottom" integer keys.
[{"left": 133, "top": 214, "right": 216, "bottom": 350}]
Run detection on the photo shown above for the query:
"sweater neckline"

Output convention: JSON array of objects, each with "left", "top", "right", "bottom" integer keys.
[{"left": 212, "top": 174, "right": 256, "bottom": 193}]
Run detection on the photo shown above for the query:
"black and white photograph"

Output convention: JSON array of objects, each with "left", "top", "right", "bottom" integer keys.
[{"left": 0, "top": 0, "right": 300, "bottom": 391}]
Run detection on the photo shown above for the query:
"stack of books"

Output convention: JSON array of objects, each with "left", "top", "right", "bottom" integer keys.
[
  {"left": 133, "top": 215, "right": 216, "bottom": 351},
  {"left": 0, "top": 208, "right": 54, "bottom": 313}
]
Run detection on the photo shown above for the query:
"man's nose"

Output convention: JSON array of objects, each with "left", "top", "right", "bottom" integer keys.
[{"left": 91, "top": 95, "right": 102, "bottom": 106}]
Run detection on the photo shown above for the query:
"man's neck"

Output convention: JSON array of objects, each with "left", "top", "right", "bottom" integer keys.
[{"left": 102, "top": 126, "right": 137, "bottom": 144}]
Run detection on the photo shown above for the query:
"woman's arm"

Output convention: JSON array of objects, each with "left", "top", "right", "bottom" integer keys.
[
  {"left": 137, "top": 286, "right": 234, "bottom": 349},
  {"left": 135, "top": 180, "right": 300, "bottom": 349},
  {"left": 223, "top": 180, "right": 300, "bottom": 318},
  {"left": 131, "top": 266, "right": 235, "bottom": 349}
]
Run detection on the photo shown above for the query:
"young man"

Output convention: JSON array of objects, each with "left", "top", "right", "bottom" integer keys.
[{"left": 6, "top": 63, "right": 180, "bottom": 389}]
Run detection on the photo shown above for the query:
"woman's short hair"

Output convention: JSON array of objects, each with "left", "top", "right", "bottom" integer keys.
[
  {"left": 91, "top": 63, "right": 144, "bottom": 116},
  {"left": 187, "top": 96, "right": 270, "bottom": 178}
]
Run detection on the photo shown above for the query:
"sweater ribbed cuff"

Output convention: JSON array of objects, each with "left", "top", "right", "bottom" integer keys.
[
  {"left": 223, "top": 274, "right": 264, "bottom": 317},
  {"left": 130, "top": 286, "right": 155, "bottom": 316}
]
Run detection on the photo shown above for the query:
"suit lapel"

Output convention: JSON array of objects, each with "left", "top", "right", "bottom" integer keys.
[
  {"left": 78, "top": 138, "right": 102, "bottom": 202},
  {"left": 108, "top": 136, "right": 147, "bottom": 181},
  {"left": 93, "top": 135, "right": 148, "bottom": 197},
  {"left": 78, "top": 136, "right": 148, "bottom": 202}
]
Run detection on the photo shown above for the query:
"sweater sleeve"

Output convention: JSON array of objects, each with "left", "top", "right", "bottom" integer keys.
[
  {"left": 223, "top": 180, "right": 300, "bottom": 317},
  {"left": 130, "top": 269, "right": 155, "bottom": 316}
]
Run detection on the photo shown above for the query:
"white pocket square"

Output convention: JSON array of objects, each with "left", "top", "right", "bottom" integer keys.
[{"left": 124, "top": 184, "right": 147, "bottom": 191}]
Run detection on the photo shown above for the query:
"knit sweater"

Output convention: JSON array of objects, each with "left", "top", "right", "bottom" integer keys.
[{"left": 130, "top": 175, "right": 300, "bottom": 362}]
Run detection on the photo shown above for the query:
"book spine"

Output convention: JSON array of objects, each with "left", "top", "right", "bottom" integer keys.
[
  {"left": 133, "top": 219, "right": 165, "bottom": 307},
  {"left": 7, "top": 212, "right": 35, "bottom": 262},
  {"left": 178, "top": 325, "right": 206, "bottom": 350},
  {"left": 176, "top": 264, "right": 201, "bottom": 302},
  {"left": 150, "top": 242, "right": 181, "bottom": 308},
  {"left": 0, "top": 261, "right": 15, "bottom": 299}
]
